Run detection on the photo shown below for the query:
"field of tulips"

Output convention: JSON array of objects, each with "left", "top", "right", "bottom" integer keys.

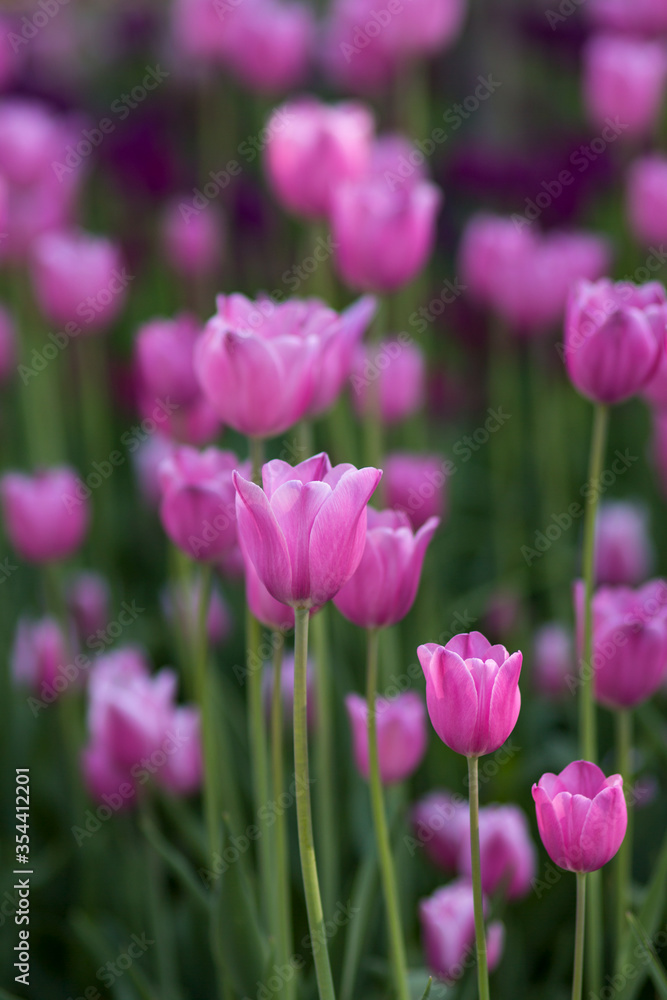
[{"left": 2, "top": 1, "right": 667, "bottom": 999}]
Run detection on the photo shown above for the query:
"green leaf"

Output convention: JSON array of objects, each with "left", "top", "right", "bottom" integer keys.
[
  {"left": 139, "top": 809, "right": 210, "bottom": 913},
  {"left": 626, "top": 912, "right": 667, "bottom": 999},
  {"left": 420, "top": 976, "right": 433, "bottom": 1000}
]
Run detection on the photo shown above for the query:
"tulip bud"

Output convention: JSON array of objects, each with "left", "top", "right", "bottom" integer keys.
[
  {"left": 1, "top": 467, "right": 89, "bottom": 563},
  {"left": 626, "top": 155, "right": 667, "bottom": 247},
  {"left": 350, "top": 338, "right": 426, "bottom": 425},
  {"left": 162, "top": 199, "right": 224, "bottom": 279},
  {"left": 419, "top": 880, "right": 505, "bottom": 983},
  {"left": 457, "top": 803, "right": 537, "bottom": 900},
  {"left": 583, "top": 34, "right": 667, "bottom": 140},
  {"left": 411, "top": 790, "right": 469, "bottom": 871},
  {"left": 10, "top": 616, "right": 70, "bottom": 693},
  {"left": 67, "top": 572, "right": 111, "bottom": 642},
  {"left": 345, "top": 691, "right": 427, "bottom": 784},
  {"left": 384, "top": 452, "right": 448, "bottom": 529},
  {"left": 594, "top": 501, "right": 652, "bottom": 586}
]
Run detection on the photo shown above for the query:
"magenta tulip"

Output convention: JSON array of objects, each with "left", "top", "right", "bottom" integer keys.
[
  {"left": 161, "top": 578, "right": 232, "bottom": 647},
  {"left": 334, "top": 509, "right": 438, "bottom": 628},
  {"left": 234, "top": 452, "right": 382, "bottom": 608},
  {"left": 419, "top": 880, "right": 505, "bottom": 983},
  {"left": 411, "top": 791, "right": 469, "bottom": 872},
  {"left": 132, "top": 433, "right": 174, "bottom": 508},
  {"left": 533, "top": 623, "right": 573, "bottom": 698},
  {"left": 135, "top": 313, "right": 203, "bottom": 408},
  {"left": 218, "top": 0, "right": 315, "bottom": 95},
  {"left": 345, "top": 691, "right": 427, "bottom": 785},
  {"left": 418, "top": 631, "right": 522, "bottom": 757},
  {"left": 162, "top": 199, "right": 224, "bottom": 279},
  {"left": 384, "top": 452, "right": 448, "bottom": 529},
  {"left": 11, "top": 616, "right": 70, "bottom": 694},
  {"left": 30, "top": 229, "right": 126, "bottom": 332},
  {"left": 263, "top": 653, "right": 316, "bottom": 730},
  {"left": 158, "top": 446, "right": 249, "bottom": 562},
  {"left": 67, "top": 572, "right": 110, "bottom": 643},
  {"left": 1, "top": 467, "right": 89, "bottom": 563},
  {"left": 588, "top": 0, "right": 667, "bottom": 34},
  {"left": 582, "top": 34, "right": 667, "bottom": 140},
  {"left": 264, "top": 98, "right": 374, "bottom": 220},
  {"left": 0, "top": 98, "right": 68, "bottom": 185},
  {"left": 243, "top": 548, "right": 295, "bottom": 632},
  {"left": 332, "top": 174, "right": 441, "bottom": 293},
  {"left": 457, "top": 803, "right": 537, "bottom": 900},
  {"left": 564, "top": 279, "right": 667, "bottom": 404},
  {"left": 627, "top": 156, "right": 667, "bottom": 247},
  {"left": 351, "top": 338, "right": 426, "bottom": 424},
  {"left": 532, "top": 761, "right": 627, "bottom": 872},
  {"left": 594, "top": 501, "right": 652, "bottom": 586}
]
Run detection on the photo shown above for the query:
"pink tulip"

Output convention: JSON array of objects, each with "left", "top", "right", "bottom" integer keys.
[
  {"left": 351, "top": 338, "right": 426, "bottom": 424},
  {"left": 162, "top": 199, "right": 223, "bottom": 278},
  {"left": 0, "top": 304, "right": 16, "bottom": 383},
  {"left": 564, "top": 279, "right": 667, "bottom": 404},
  {"left": 594, "top": 502, "right": 652, "bottom": 586},
  {"left": 0, "top": 99, "right": 70, "bottom": 186},
  {"left": 345, "top": 691, "right": 427, "bottom": 784},
  {"left": 0, "top": 161, "right": 82, "bottom": 263},
  {"left": 135, "top": 314, "right": 203, "bottom": 408},
  {"left": 67, "top": 572, "right": 111, "bottom": 642},
  {"left": 532, "top": 761, "right": 627, "bottom": 872},
  {"left": 264, "top": 98, "right": 374, "bottom": 220},
  {"left": 333, "top": 509, "right": 438, "bottom": 628},
  {"left": 1, "top": 467, "right": 89, "bottom": 563},
  {"left": 243, "top": 549, "right": 295, "bottom": 632},
  {"left": 459, "top": 213, "right": 533, "bottom": 306},
  {"left": 332, "top": 174, "right": 441, "bottom": 293},
  {"left": 533, "top": 623, "right": 573, "bottom": 698},
  {"left": 627, "top": 156, "right": 667, "bottom": 247},
  {"left": 420, "top": 880, "right": 505, "bottom": 983},
  {"left": 234, "top": 452, "right": 382, "bottom": 608},
  {"left": 218, "top": 0, "right": 315, "bottom": 95},
  {"left": 583, "top": 35, "right": 667, "bottom": 140},
  {"left": 384, "top": 452, "right": 448, "bottom": 529},
  {"left": 158, "top": 446, "right": 249, "bottom": 562},
  {"left": 132, "top": 433, "right": 175, "bottom": 508},
  {"left": 411, "top": 791, "right": 469, "bottom": 871},
  {"left": 369, "top": 134, "right": 429, "bottom": 186},
  {"left": 30, "top": 229, "right": 126, "bottom": 333},
  {"left": 392, "top": 0, "right": 466, "bottom": 57},
  {"left": 587, "top": 0, "right": 667, "bottom": 34},
  {"left": 418, "top": 631, "right": 522, "bottom": 757},
  {"left": 574, "top": 578, "right": 667, "bottom": 709},
  {"left": 161, "top": 578, "right": 232, "bottom": 647},
  {"left": 308, "top": 295, "right": 377, "bottom": 417},
  {"left": 10, "top": 616, "right": 70, "bottom": 693},
  {"left": 457, "top": 804, "right": 537, "bottom": 900},
  {"left": 263, "top": 652, "right": 316, "bottom": 729},
  {"left": 170, "top": 0, "right": 227, "bottom": 61}
]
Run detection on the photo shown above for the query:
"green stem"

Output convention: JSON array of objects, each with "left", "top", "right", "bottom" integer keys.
[
  {"left": 271, "top": 632, "right": 295, "bottom": 1000},
  {"left": 615, "top": 709, "right": 633, "bottom": 962},
  {"left": 293, "top": 606, "right": 336, "bottom": 1000},
  {"left": 572, "top": 873, "right": 588, "bottom": 1000},
  {"left": 246, "top": 601, "right": 274, "bottom": 928},
  {"left": 313, "top": 606, "right": 337, "bottom": 918},
  {"left": 579, "top": 402, "right": 608, "bottom": 762},
  {"left": 141, "top": 796, "right": 180, "bottom": 1000},
  {"left": 194, "top": 562, "right": 220, "bottom": 857},
  {"left": 468, "top": 755, "right": 490, "bottom": 1000},
  {"left": 366, "top": 628, "right": 410, "bottom": 1000}
]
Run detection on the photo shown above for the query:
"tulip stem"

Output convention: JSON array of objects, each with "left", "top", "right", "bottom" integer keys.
[
  {"left": 293, "top": 606, "right": 336, "bottom": 1000},
  {"left": 615, "top": 709, "right": 633, "bottom": 963},
  {"left": 580, "top": 402, "right": 608, "bottom": 762},
  {"left": 366, "top": 627, "right": 411, "bottom": 1000},
  {"left": 467, "top": 755, "right": 491, "bottom": 1000},
  {"left": 194, "top": 562, "right": 220, "bottom": 857},
  {"left": 572, "top": 872, "right": 587, "bottom": 1000},
  {"left": 313, "top": 605, "right": 338, "bottom": 918},
  {"left": 271, "top": 631, "right": 295, "bottom": 1000}
]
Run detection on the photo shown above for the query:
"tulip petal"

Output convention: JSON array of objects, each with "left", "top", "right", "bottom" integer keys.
[
  {"left": 269, "top": 480, "right": 331, "bottom": 605},
  {"left": 233, "top": 472, "right": 292, "bottom": 605},
  {"left": 579, "top": 784, "right": 628, "bottom": 871},
  {"left": 262, "top": 453, "right": 331, "bottom": 497},
  {"left": 486, "top": 650, "right": 522, "bottom": 753},
  {"left": 555, "top": 760, "right": 606, "bottom": 798},
  {"left": 431, "top": 647, "right": 479, "bottom": 754}
]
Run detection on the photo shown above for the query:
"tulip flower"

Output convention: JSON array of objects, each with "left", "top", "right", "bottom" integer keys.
[
  {"left": 263, "top": 652, "right": 316, "bottom": 730},
  {"left": 626, "top": 155, "right": 667, "bottom": 247},
  {"left": 132, "top": 434, "right": 174, "bottom": 508},
  {"left": 594, "top": 502, "right": 652, "bottom": 587},
  {"left": 1, "top": 467, "right": 89, "bottom": 563},
  {"left": 350, "top": 338, "right": 426, "bottom": 424},
  {"left": 564, "top": 279, "right": 667, "bottom": 405},
  {"left": 264, "top": 98, "right": 374, "bottom": 220},
  {"left": 533, "top": 622, "right": 573, "bottom": 698},
  {"left": 158, "top": 446, "right": 249, "bottom": 562},
  {"left": 411, "top": 791, "right": 469, "bottom": 872},
  {"left": 30, "top": 229, "right": 126, "bottom": 333},
  {"left": 67, "top": 572, "right": 110, "bottom": 643},
  {"left": 233, "top": 452, "right": 381, "bottom": 609},
  {"left": 345, "top": 691, "right": 427, "bottom": 784},
  {"left": 417, "top": 631, "right": 522, "bottom": 757},
  {"left": 384, "top": 452, "right": 448, "bottom": 529},
  {"left": 161, "top": 578, "right": 232, "bottom": 648},
  {"left": 582, "top": 35, "right": 667, "bottom": 140},
  {"left": 332, "top": 174, "right": 441, "bottom": 293},
  {"left": 134, "top": 314, "right": 203, "bottom": 408},
  {"left": 457, "top": 803, "right": 537, "bottom": 900},
  {"left": 242, "top": 549, "right": 295, "bottom": 632},
  {"left": 0, "top": 98, "right": 69, "bottom": 186},
  {"left": 419, "top": 880, "right": 505, "bottom": 984},
  {"left": 10, "top": 616, "right": 71, "bottom": 695},
  {"left": 162, "top": 199, "right": 224, "bottom": 279},
  {"left": 588, "top": 0, "right": 667, "bottom": 34},
  {"left": 334, "top": 509, "right": 439, "bottom": 628}
]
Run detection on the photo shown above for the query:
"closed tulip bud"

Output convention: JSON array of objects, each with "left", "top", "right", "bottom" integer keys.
[
  {"left": 627, "top": 156, "right": 667, "bottom": 247},
  {"left": 135, "top": 314, "right": 203, "bottom": 407},
  {"left": 532, "top": 761, "right": 627, "bottom": 872},
  {"left": 0, "top": 99, "right": 67, "bottom": 185},
  {"left": 234, "top": 452, "right": 381, "bottom": 608},
  {"left": 161, "top": 578, "right": 232, "bottom": 647},
  {"left": 263, "top": 653, "right": 316, "bottom": 730},
  {"left": 0, "top": 303, "right": 16, "bottom": 383},
  {"left": 321, "top": 0, "right": 401, "bottom": 94},
  {"left": 1, "top": 467, "right": 89, "bottom": 563},
  {"left": 583, "top": 35, "right": 667, "bottom": 140},
  {"left": 132, "top": 433, "right": 174, "bottom": 508},
  {"left": 411, "top": 790, "right": 469, "bottom": 871},
  {"left": 265, "top": 98, "right": 374, "bottom": 219},
  {"left": 420, "top": 880, "right": 505, "bottom": 983},
  {"left": 574, "top": 578, "right": 667, "bottom": 709},
  {"left": 30, "top": 229, "right": 126, "bottom": 333},
  {"left": 67, "top": 572, "right": 111, "bottom": 642},
  {"left": 564, "top": 279, "right": 667, "bottom": 404},
  {"left": 351, "top": 338, "right": 426, "bottom": 424},
  {"left": 332, "top": 175, "right": 441, "bottom": 293},
  {"left": 162, "top": 199, "right": 223, "bottom": 278},
  {"left": 10, "top": 616, "right": 70, "bottom": 693},
  {"left": 457, "top": 804, "right": 537, "bottom": 900},
  {"left": 594, "top": 502, "right": 652, "bottom": 586},
  {"left": 418, "top": 631, "right": 522, "bottom": 757},
  {"left": 346, "top": 691, "right": 427, "bottom": 784},
  {"left": 334, "top": 509, "right": 438, "bottom": 628},
  {"left": 219, "top": 0, "right": 315, "bottom": 95},
  {"left": 533, "top": 623, "right": 573, "bottom": 698},
  {"left": 384, "top": 452, "right": 448, "bottom": 529},
  {"left": 158, "top": 446, "right": 250, "bottom": 562},
  {"left": 160, "top": 706, "right": 203, "bottom": 794}
]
